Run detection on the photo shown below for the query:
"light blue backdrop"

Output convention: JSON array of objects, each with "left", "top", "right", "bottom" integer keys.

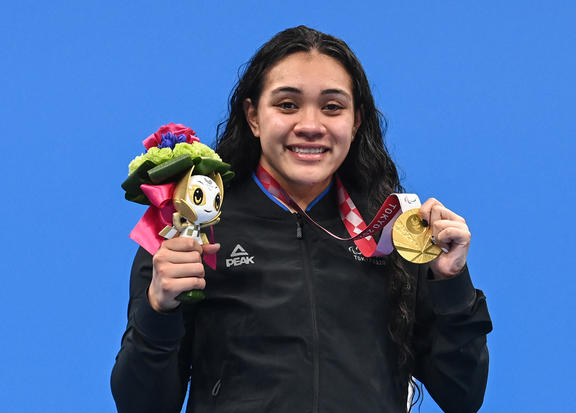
[{"left": 2, "top": 1, "right": 574, "bottom": 412}]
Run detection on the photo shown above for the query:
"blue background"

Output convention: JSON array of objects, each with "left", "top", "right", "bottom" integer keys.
[{"left": 2, "top": 1, "right": 574, "bottom": 411}]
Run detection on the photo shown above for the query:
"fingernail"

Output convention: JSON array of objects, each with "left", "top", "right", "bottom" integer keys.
[
  {"left": 441, "top": 247, "right": 449, "bottom": 254},
  {"left": 421, "top": 219, "right": 429, "bottom": 227},
  {"left": 430, "top": 236, "right": 436, "bottom": 244}
]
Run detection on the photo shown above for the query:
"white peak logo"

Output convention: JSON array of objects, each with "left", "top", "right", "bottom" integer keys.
[
  {"left": 226, "top": 244, "right": 255, "bottom": 267},
  {"left": 230, "top": 244, "right": 248, "bottom": 257}
]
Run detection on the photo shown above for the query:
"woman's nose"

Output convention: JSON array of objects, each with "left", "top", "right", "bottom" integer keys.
[{"left": 293, "top": 108, "right": 326, "bottom": 139}]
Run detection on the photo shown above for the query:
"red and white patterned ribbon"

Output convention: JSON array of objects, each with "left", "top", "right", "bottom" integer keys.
[{"left": 256, "top": 164, "right": 421, "bottom": 257}]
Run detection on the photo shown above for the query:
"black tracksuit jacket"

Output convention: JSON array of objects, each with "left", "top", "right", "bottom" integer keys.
[{"left": 111, "top": 176, "right": 492, "bottom": 413}]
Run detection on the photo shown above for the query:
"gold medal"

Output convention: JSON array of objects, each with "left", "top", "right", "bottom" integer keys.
[{"left": 392, "top": 209, "right": 441, "bottom": 264}]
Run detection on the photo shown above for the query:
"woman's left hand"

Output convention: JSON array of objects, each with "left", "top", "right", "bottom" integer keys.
[{"left": 419, "top": 198, "right": 471, "bottom": 280}]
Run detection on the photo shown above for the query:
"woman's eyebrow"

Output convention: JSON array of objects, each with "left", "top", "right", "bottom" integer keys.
[
  {"left": 321, "top": 89, "right": 351, "bottom": 100},
  {"left": 270, "top": 86, "right": 301, "bottom": 95},
  {"left": 270, "top": 87, "right": 351, "bottom": 100}
]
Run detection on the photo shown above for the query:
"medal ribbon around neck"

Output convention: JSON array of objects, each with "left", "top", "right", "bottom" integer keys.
[{"left": 255, "top": 164, "right": 422, "bottom": 257}]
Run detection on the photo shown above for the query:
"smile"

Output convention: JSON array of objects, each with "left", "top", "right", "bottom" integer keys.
[{"left": 287, "top": 146, "right": 328, "bottom": 154}]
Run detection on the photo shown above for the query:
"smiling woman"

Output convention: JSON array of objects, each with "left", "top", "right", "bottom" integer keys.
[
  {"left": 244, "top": 51, "right": 360, "bottom": 207},
  {"left": 111, "top": 26, "right": 492, "bottom": 413}
]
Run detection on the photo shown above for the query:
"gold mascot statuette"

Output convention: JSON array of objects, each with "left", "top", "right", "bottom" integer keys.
[{"left": 171, "top": 166, "right": 224, "bottom": 244}]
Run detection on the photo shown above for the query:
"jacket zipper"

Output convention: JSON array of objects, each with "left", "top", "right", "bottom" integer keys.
[
  {"left": 295, "top": 213, "right": 303, "bottom": 239},
  {"left": 295, "top": 213, "right": 320, "bottom": 413}
]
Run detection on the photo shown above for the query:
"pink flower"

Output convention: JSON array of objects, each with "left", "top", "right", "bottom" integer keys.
[{"left": 143, "top": 123, "right": 200, "bottom": 150}]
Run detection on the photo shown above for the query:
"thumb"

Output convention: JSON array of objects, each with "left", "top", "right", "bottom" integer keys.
[{"left": 202, "top": 242, "right": 221, "bottom": 255}]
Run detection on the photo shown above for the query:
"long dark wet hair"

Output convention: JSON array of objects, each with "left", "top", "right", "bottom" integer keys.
[{"left": 216, "top": 25, "right": 417, "bottom": 402}]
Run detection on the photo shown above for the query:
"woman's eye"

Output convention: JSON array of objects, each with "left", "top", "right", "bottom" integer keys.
[
  {"left": 324, "top": 103, "right": 343, "bottom": 112},
  {"left": 277, "top": 101, "right": 297, "bottom": 110},
  {"left": 193, "top": 188, "right": 204, "bottom": 205}
]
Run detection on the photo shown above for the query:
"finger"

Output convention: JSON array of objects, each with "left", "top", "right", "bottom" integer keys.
[
  {"left": 157, "top": 243, "right": 221, "bottom": 264},
  {"left": 149, "top": 273, "right": 207, "bottom": 312},
  {"left": 160, "top": 276, "right": 207, "bottom": 295},
  {"left": 430, "top": 205, "right": 466, "bottom": 229},
  {"left": 156, "top": 250, "right": 202, "bottom": 264},
  {"left": 429, "top": 203, "right": 447, "bottom": 228},
  {"left": 154, "top": 262, "right": 206, "bottom": 279},
  {"left": 170, "top": 262, "right": 207, "bottom": 279},
  {"left": 420, "top": 198, "right": 467, "bottom": 225},
  {"left": 435, "top": 226, "right": 471, "bottom": 251},
  {"left": 419, "top": 198, "right": 443, "bottom": 227},
  {"left": 162, "top": 237, "right": 203, "bottom": 253},
  {"left": 429, "top": 220, "right": 470, "bottom": 253},
  {"left": 154, "top": 249, "right": 201, "bottom": 268},
  {"left": 431, "top": 219, "right": 469, "bottom": 239},
  {"left": 431, "top": 204, "right": 465, "bottom": 223}
]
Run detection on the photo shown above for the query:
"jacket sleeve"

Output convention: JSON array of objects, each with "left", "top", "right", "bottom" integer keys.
[
  {"left": 111, "top": 247, "right": 195, "bottom": 413},
  {"left": 412, "top": 265, "right": 493, "bottom": 413}
]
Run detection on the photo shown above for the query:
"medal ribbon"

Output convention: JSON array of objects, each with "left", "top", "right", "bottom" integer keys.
[{"left": 255, "top": 164, "right": 421, "bottom": 257}]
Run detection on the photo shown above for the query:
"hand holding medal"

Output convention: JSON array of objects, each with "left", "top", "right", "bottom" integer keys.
[
  {"left": 391, "top": 198, "right": 470, "bottom": 278},
  {"left": 418, "top": 198, "right": 471, "bottom": 279}
]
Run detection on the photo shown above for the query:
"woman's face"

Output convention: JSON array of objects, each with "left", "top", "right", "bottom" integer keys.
[{"left": 245, "top": 51, "right": 360, "bottom": 199}]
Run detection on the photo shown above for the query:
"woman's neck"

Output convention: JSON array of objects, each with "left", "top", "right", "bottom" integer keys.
[
  {"left": 282, "top": 181, "right": 330, "bottom": 211},
  {"left": 255, "top": 164, "right": 331, "bottom": 211}
]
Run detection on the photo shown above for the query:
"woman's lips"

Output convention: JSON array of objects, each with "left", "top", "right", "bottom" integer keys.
[
  {"left": 287, "top": 146, "right": 328, "bottom": 161},
  {"left": 287, "top": 145, "right": 328, "bottom": 154}
]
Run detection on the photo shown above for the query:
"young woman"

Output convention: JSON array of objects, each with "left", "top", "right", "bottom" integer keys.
[{"left": 112, "top": 26, "right": 492, "bottom": 413}]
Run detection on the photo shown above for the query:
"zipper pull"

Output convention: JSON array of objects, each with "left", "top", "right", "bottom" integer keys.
[{"left": 295, "top": 213, "right": 303, "bottom": 239}]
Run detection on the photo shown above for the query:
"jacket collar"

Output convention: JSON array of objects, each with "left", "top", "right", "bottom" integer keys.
[{"left": 251, "top": 172, "right": 333, "bottom": 213}]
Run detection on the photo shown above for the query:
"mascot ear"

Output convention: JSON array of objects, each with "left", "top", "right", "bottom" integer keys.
[
  {"left": 211, "top": 172, "right": 224, "bottom": 198},
  {"left": 172, "top": 166, "right": 198, "bottom": 223}
]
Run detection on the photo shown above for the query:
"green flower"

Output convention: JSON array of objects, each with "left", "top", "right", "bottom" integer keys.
[
  {"left": 128, "top": 154, "right": 147, "bottom": 175},
  {"left": 172, "top": 142, "right": 221, "bottom": 161},
  {"left": 128, "top": 148, "right": 173, "bottom": 175},
  {"left": 127, "top": 142, "right": 222, "bottom": 176},
  {"left": 146, "top": 147, "right": 174, "bottom": 164}
]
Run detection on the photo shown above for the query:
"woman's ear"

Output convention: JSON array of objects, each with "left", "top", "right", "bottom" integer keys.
[
  {"left": 243, "top": 98, "right": 260, "bottom": 138},
  {"left": 352, "top": 107, "right": 362, "bottom": 140}
]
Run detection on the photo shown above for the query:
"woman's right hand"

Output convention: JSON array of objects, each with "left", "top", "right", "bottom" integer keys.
[{"left": 148, "top": 237, "right": 220, "bottom": 312}]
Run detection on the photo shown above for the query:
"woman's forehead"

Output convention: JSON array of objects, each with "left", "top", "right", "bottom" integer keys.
[{"left": 262, "top": 51, "right": 353, "bottom": 95}]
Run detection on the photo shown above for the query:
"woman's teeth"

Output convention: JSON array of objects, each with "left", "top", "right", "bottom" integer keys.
[{"left": 290, "top": 147, "right": 326, "bottom": 154}]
